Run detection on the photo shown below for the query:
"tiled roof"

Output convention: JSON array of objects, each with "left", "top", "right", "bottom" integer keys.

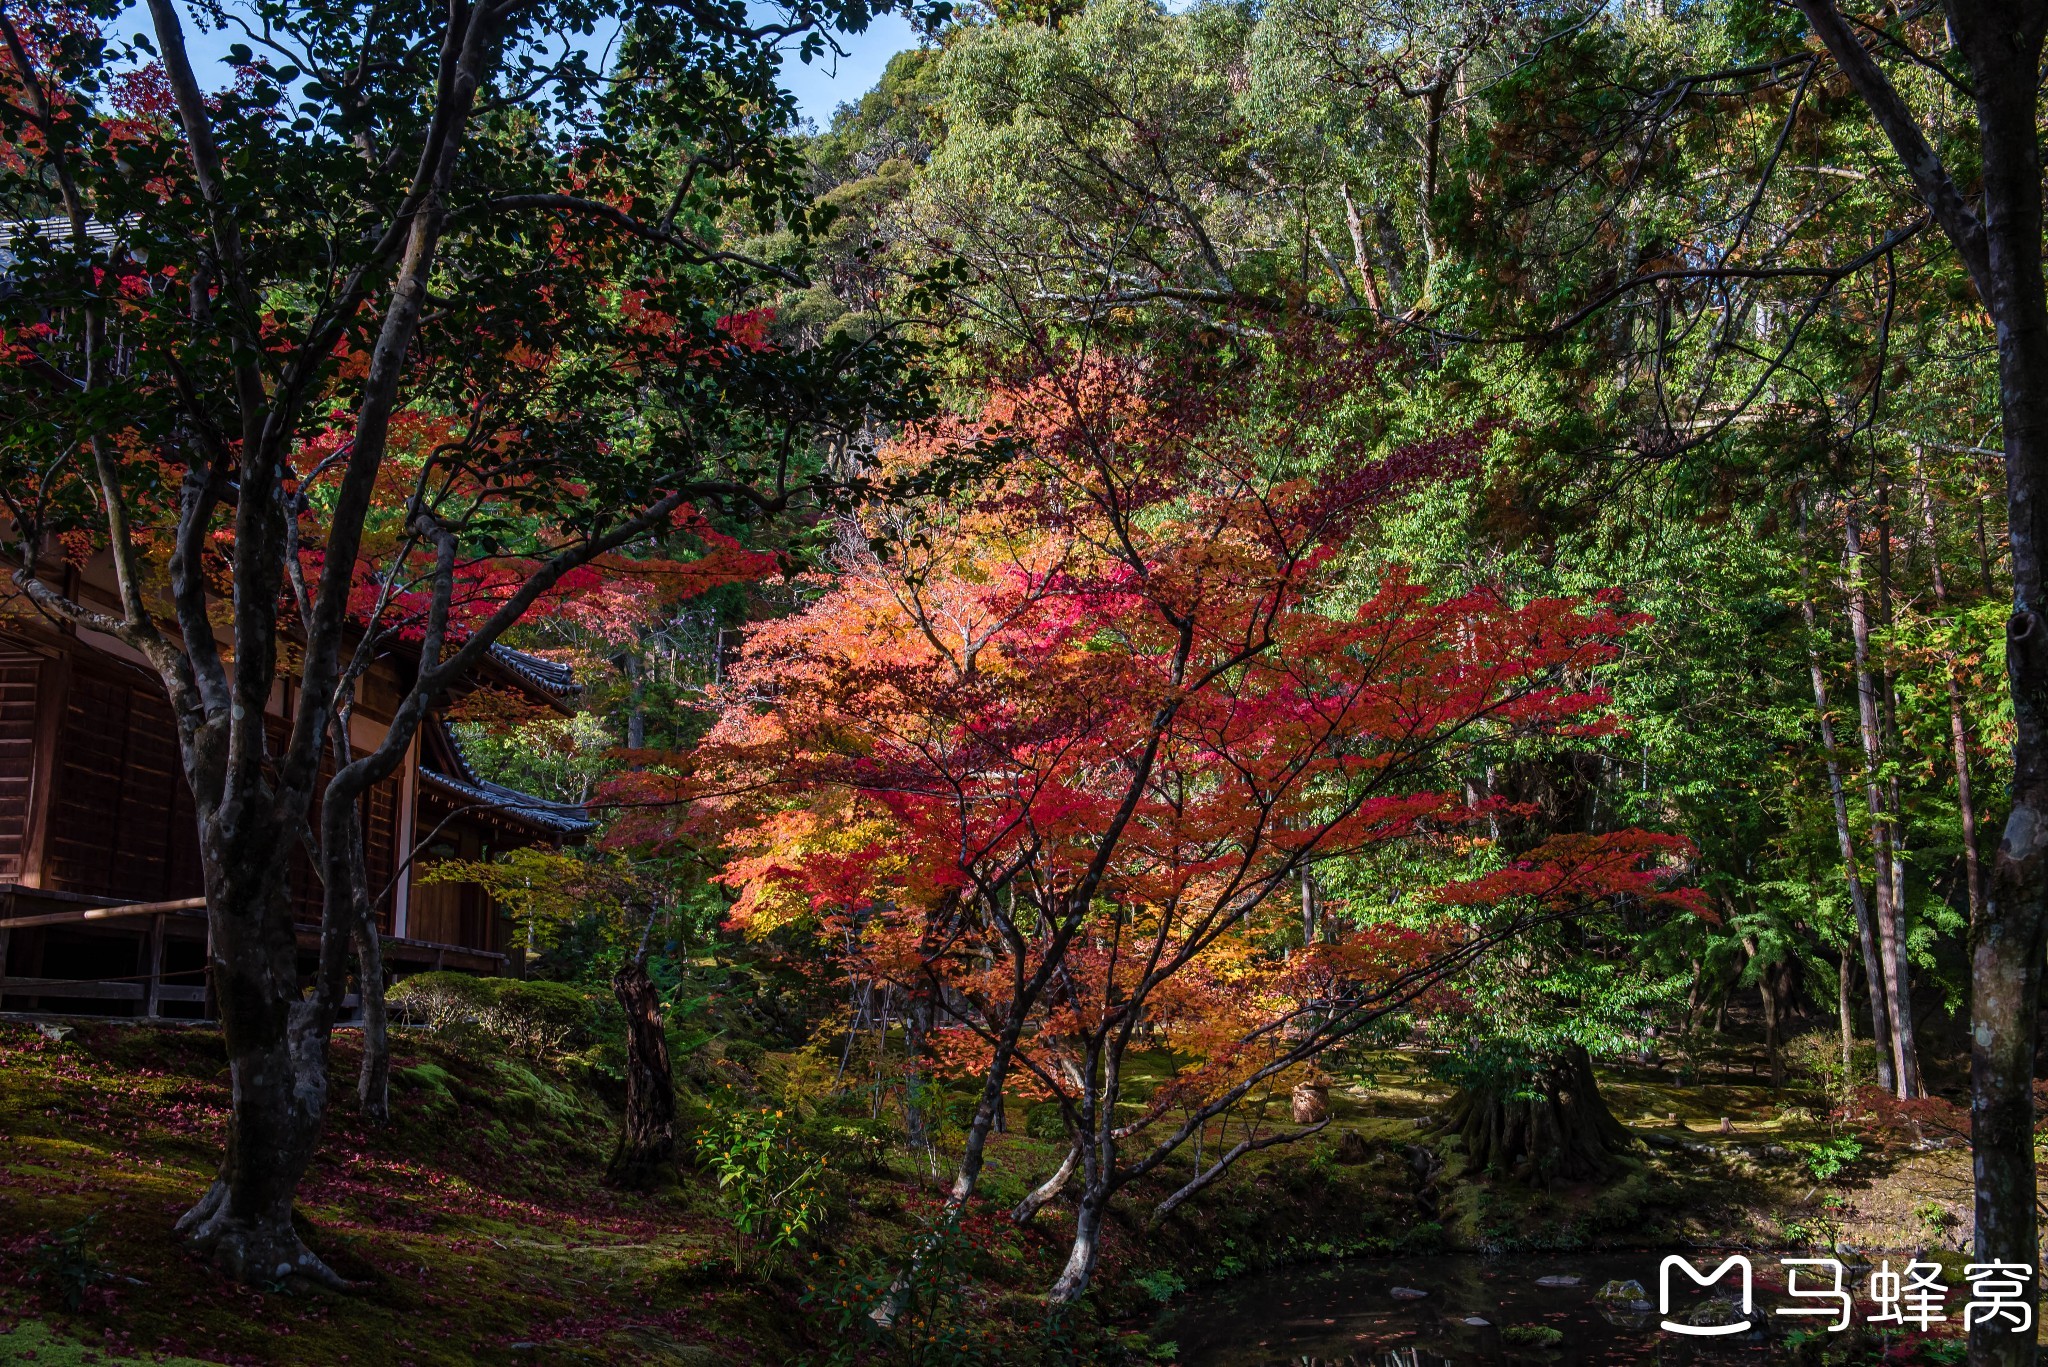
[
  {"left": 487, "top": 644, "right": 579, "bottom": 699},
  {"left": 417, "top": 767, "right": 595, "bottom": 837},
  {"left": 422, "top": 716, "right": 594, "bottom": 837},
  {"left": 0, "top": 216, "right": 127, "bottom": 250}
]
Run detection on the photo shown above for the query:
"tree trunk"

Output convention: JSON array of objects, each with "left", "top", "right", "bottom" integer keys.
[
  {"left": 325, "top": 756, "right": 392, "bottom": 1125},
  {"left": 1967, "top": 23, "right": 2048, "bottom": 1357},
  {"left": 903, "top": 987, "right": 933, "bottom": 1151},
  {"left": 1798, "top": 530, "right": 1895, "bottom": 1091},
  {"left": 624, "top": 650, "right": 646, "bottom": 751},
  {"left": 1045, "top": 1180, "right": 1108, "bottom": 1305},
  {"left": 1845, "top": 503, "right": 1921, "bottom": 1096},
  {"left": 607, "top": 955, "right": 676, "bottom": 1188},
  {"left": 1918, "top": 461, "right": 1988, "bottom": 925},
  {"left": 1783, "top": 6, "right": 2048, "bottom": 1356},
  {"left": 1838, "top": 946, "right": 1854, "bottom": 1093},
  {"left": 1959, "top": 23, "right": 2048, "bottom": 1363},
  {"left": 1012, "top": 1144, "right": 1079, "bottom": 1225},
  {"left": 354, "top": 924, "right": 391, "bottom": 1124},
  {"left": 174, "top": 856, "right": 347, "bottom": 1286},
  {"left": 1745, "top": 935, "right": 1786, "bottom": 1089},
  {"left": 1435, "top": 1045, "right": 1633, "bottom": 1185}
]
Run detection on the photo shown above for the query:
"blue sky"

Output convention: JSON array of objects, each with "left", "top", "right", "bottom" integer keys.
[
  {"left": 107, "top": 2, "right": 919, "bottom": 128},
  {"left": 780, "top": 12, "right": 921, "bottom": 127}
]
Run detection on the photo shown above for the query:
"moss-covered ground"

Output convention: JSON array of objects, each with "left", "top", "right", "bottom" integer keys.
[{"left": 0, "top": 1017, "right": 1979, "bottom": 1366}]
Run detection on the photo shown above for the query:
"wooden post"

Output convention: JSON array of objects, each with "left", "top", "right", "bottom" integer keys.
[
  {"left": 142, "top": 914, "right": 164, "bottom": 1018},
  {"left": 0, "top": 925, "right": 10, "bottom": 1013},
  {"left": 20, "top": 650, "right": 70, "bottom": 889}
]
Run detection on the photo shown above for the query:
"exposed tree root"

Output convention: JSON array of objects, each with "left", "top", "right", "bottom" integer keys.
[
  {"left": 1433, "top": 1044, "right": 1635, "bottom": 1185},
  {"left": 176, "top": 1181, "right": 352, "bottom": 1289}
]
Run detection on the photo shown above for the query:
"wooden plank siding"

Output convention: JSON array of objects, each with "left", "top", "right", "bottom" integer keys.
[
  {"left": 404, "top": 879, "right": 495, "bottom": 956},
  {"left": 23, "top": 650, "right": 401, "bottom": 927},
  {"left": 0, "top": 649, "right": 41, "bottom": 882},
  {"left": 0, "top": 626, "right": 583, "bottom": 1011},
  {"left": 42, "top": 657, "right": 205, "bottom": 904}
]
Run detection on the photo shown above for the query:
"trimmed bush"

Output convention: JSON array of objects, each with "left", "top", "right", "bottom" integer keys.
[{"left": 387, "top": 972, "right": 604, "bottom": 1060}]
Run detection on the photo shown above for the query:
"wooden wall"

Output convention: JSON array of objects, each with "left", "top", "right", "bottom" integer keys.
[
  {"left": 0, "top": 647, "right": 41, "bottom": 883},
  {"left": 44, "top": 655, "right": 206, "bottom": 903},
  {"left": 1, "top": 639, "right": 400, "bottom": 935}
]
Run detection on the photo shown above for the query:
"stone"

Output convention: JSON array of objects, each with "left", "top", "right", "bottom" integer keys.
[
  {"left": 1390, "top": 1286, "right": 1428, "bottom": 1299},
  {"left": 1292, "top": 1081, "right": 1329, "bottom": 1124},
  {"left": 35, "top": 1023, "right": 73, "bottom": 1043},
  {"left": 1595, "top": 1280, "right": 1648, "bottom": 1302},
  {"left": 1535, "top": 1274, "right": 1581, "bottom": 1287},
  {"left": 1719, "top": 1117, "right": 1734, "bottom": 1134},
  {"left": 1462, "top": 1317, "right": 1491, "bottom": 1327}
]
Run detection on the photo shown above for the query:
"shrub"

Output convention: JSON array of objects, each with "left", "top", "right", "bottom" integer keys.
[
  {"left": 798, "top": 1114, "right": 894, "bottom": 1173},
  {"left": 1797, "top": 1136, "right": 1865, "bottom": 1183},
  {"left": 1026, "top": 1102, "right": 1069, "bottom": 1142},
  {"left": 1132, "top": 1269, "right": 1186, "bottom": 1304},
  {"left": 696, "top": 1103, "right": 829, "bottom": 1274},
  {"left": 24, "top": 1217, "right": 111, "bottom": 1310},
  {"left": 1783, "top": 1030, "right": 1879, "bottom": 1107},
  {"left": 387, "top": 972, "right": 602, "bottom": 1060}
]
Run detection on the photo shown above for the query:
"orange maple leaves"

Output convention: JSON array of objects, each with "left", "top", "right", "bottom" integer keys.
[{"left": 612, "top": 333, "right": 1698, "bottom": 1161}]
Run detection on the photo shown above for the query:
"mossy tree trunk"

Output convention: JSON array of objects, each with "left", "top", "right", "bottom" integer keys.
[
  {"left": 607, "top": 952, "right": 676, "bottom": 1188},
  {"left": 1435, "top": 1045, "right": 1633, "bottom": 1184}
]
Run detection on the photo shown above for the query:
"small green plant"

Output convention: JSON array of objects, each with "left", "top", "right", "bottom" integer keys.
[
  {"left": 1781, "top": 1196, "right": 1846, "bottom": 1250},
  {"left": 27, "top": 1216, "right": 110, "bottom": 1310},
  {"left": 1132, "top": 1268, "right": 1186, "bottom": 1304},
  {"left": 696, "top": 1103, "right": 829, "bottom": 1274},
  {"left": 1914, "top": 1199, "right": 1956, "bottom": 1242},
  {"left": 1797, "top": 1135, "right": 1864, "bottom": 1182},
  {"left": 803, "top": 1217, "right": 1017, "bottom": 1367}
]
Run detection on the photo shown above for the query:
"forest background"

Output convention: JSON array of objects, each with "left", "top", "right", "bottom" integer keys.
[{"left": 468, "top": 0, "right": 2030, "bottom": 1331}]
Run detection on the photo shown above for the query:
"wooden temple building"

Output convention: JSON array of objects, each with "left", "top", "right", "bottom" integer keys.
[{"left": 0, "top": 574, "right": 592, "bottom": 1017}]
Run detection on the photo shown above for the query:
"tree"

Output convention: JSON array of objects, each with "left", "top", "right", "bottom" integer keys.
[
  {"left": 648, "top": 324, "right": 1700, "bottom": 1302},
  {"left": 1737, "top": 6, "right": 2048, "bottom": 1357},
  {"left": 0, "top": 0, "right": 936, "bottom": 1283},
  {"left": 421, "top": 846, "right": 687, "bottom": 1184}
]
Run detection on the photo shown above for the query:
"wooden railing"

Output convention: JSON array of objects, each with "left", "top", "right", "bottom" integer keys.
[{"left": 0, "top": 886, "right": 505, "bottom": 1017}]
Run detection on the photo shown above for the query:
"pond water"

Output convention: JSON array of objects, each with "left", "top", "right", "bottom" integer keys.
[{"left": 1155, "top": 1251, "right": 1841, "bottom": 1366}]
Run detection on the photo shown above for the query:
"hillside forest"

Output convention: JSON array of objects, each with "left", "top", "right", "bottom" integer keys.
[{"left": 1, "top": 0, "right": 2046, "bottom": 1363}]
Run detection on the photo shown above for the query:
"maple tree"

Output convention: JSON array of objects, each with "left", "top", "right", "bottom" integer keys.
[
  {"left": 0, "top": 0, "right": 941, "bottom": 1284},
  {"left": 615, "top": 326, "right": 1702, "bottom": 1301}
]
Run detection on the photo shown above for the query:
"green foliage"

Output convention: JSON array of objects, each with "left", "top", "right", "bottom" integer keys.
[
  {"left": 24, "top": 1217, "right": 110, "bottom": 1311},
  {"left": 1026, "top": 1102, "right": 1069, "bottom": 1142},
  {"left": 1797, "top": 1137, "right": 1866, "bottom": 1184},
  {"left": 696, "top": 1103, "right": 831, "bottom": 1273},
  {"left": 1130, "top": 1268, "right": 1186, "bottom": 1304},
  {"left": 1501, "top": 1325, "right": 1565, "bottom": 1348},
  {"left": 802, "top": 1216, "right": 1049, "bottom": 1367},
  {"left": 388, "top": 972, "right": 606, "bottom": 1061}
]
